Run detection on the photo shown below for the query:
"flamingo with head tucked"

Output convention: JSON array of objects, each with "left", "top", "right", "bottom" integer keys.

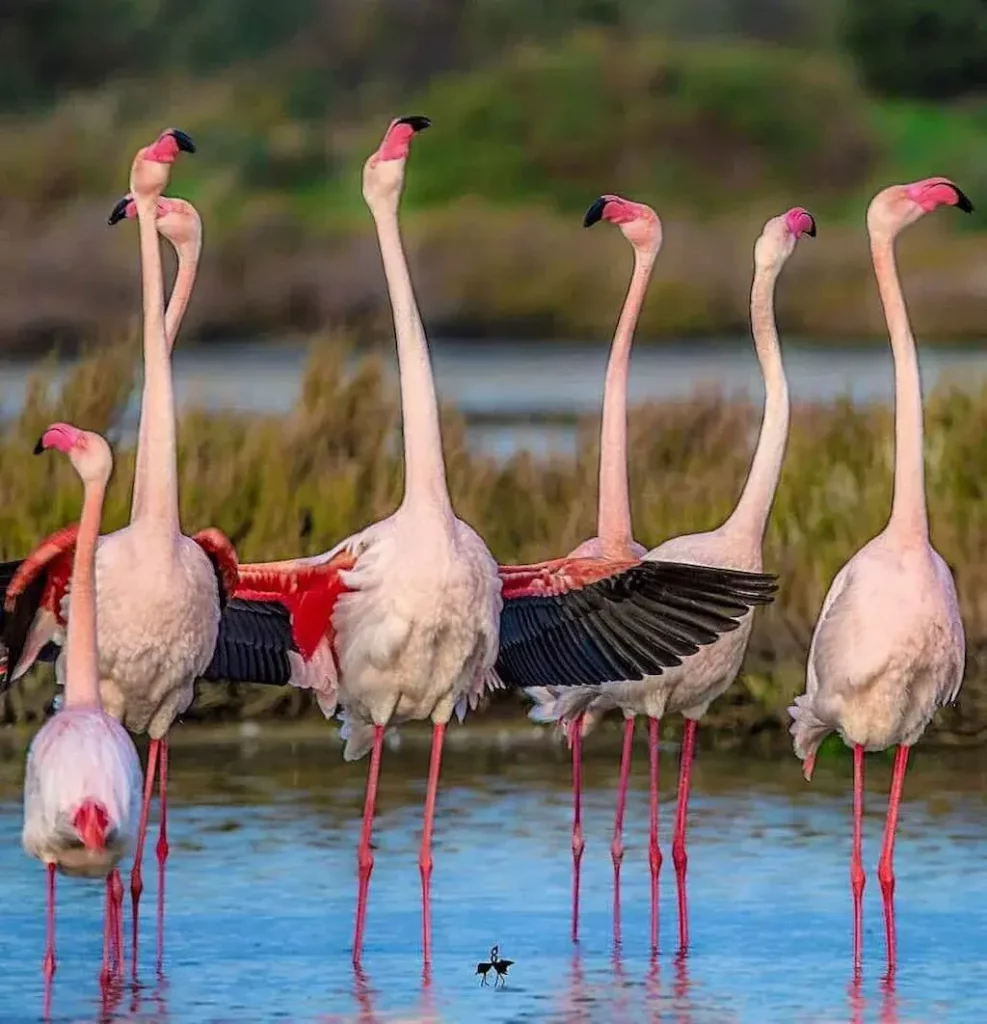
[
  {"left": 0, "top": 132, "right": 284, "bottom": 976},
  {"left": 790, "top": 178, "right": 969, "bottom": 973},
  {"left": 227, "top": 118, "right": 780, "bottom": 966},
  {"left": 529, "top": 201, "right": 814, "bottom": 950},
  {"left": 22, "top": 424, "right": 141, "bottom": 997}
]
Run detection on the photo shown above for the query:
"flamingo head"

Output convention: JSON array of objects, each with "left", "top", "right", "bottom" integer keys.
[
  {"left": 362, "top": 116, "right": 430, "bottom": 207},
  {"left": 754, "top": 206, "right": 816, "bottom": 271},
  {"left": 584, "top": 194, "right": 662, "bottom": 256},
  {"left": 109, "top": 194, "right": 202, "bottom": 253},
  {"left": 34, "top": 422, "right": 113, "bottom": 487},
  {"left": 130, "top": 129, "right": 195, "bottom": 202},
  {"left": 867, "top": 177, "right": 973, "bottom": 238},
  {"left": 72, "top": 799, "right": 109, "bottom": 851}
]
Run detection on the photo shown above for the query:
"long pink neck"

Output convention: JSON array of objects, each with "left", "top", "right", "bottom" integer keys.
[
  {"left": 370, "top": 200, "right": 452, "bottom": 518},
  {"left": 871, "top": 233, "right": 928, "bottom": 539},
  {"left": 131, "top": 237, "right": 199, "bottom": 521},
  {"left": 724, "top": 262, "right": 790, "bottom": 544},
  {"left": 132, "top": 196, "right": 179, "bottom": 534},
  {"left": 597, "top": 248, "right": 656, "bottom": 555},
  {"left": 63, "top": 476, "right": 106, "bottom": 709}
]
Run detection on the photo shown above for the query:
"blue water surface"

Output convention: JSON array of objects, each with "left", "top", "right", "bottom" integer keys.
[{"left": 0, "top": 726, "right": 984, "bottom": 1023}]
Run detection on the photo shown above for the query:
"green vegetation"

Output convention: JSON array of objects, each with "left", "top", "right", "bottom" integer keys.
[
  {"left": 1, "top": 340, "right": 986, "bottom": 753},
  {"left": 3, "top": 4, "right": 987, "bottom": 346}
]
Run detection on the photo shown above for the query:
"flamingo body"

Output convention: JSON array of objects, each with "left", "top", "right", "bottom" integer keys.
[
  {"left": 792, "top": 533, "right": 963, "bottom": 758},
  {"left": 23, "top": 707, "right": 141, "bottom": 879},
  {"left": 332, "top": 513, "right": 500, "bottom": 759},
  {"left": 61, "top": 528, "right": 220, "bottom": 738}
]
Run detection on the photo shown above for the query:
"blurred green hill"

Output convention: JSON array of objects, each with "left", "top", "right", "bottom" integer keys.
[{"left": 4, "top": 0, "right": 987, "bottom": 347}]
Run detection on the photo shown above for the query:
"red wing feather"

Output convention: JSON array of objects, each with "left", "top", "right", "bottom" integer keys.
[
  {"left": 5, "top": 524, "right": 80, "bottom": 623},
  {"left": 498, "top": 557, "right": 639, "bottom": 600},
  {"left": 192, "top": 528, "right": 239, "bottom": 606},
  {"left": 235, "top": 550, "right": 357, "bottom": 661}
]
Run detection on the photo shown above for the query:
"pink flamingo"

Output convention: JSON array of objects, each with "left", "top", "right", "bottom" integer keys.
[
  {"left": 1, "top": 131, "right": 251, "bottom": 975},
  {"left": 789, "top": 178, "right": 970, "bottom": 973},
  {"left": 22, "top": 423, "right": 141, "bottom": 999},
  {"left": 529, "top": 201, "right": 814, "bottom": 949},
  {"left": 229, "top": 118, "right": 779, "bottom": 966}
]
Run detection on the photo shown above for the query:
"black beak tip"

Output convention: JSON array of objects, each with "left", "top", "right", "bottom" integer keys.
[
  {"left": 108, "top": 196, "right": 130, "bottom": 226},
  {"left": 33, "top": 437, "right": 45, "bottom": 455},
  {"left": 169, "top": 129, "right": 196, "bottom": 154},
  {"left": 396, "top": 115, "right": 431, "bottom": 133},
  {"left": 807, "top": 217, "right": 817, "bottom": 237},
  {"left": 954, "top": 186, "right": 974, "bottom": 214},
  {"left": 583, "top": 196, "right": 607, "bottom": 228}
]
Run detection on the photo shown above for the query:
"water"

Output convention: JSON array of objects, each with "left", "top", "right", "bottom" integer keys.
[
  {"left": 0, "top": 725, "right": 984, "bottom": 1023},
  {"left": 2, "top": 339, "right": 986, "bottom": 458}
]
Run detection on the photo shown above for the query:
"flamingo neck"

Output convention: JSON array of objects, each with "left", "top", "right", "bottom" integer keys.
[
  {"left": 724, "top": 261, "right": 790, "bottom": 546},
  {"left": 63, "top": 477, "right": 106, "bottom": 710},
  {"left": 370, "top": 201, "right": 452, "bottom": 519},
  {"left": 131, "top": 237, "right": 199, "bottom": 522},
  {"left": 597, "top": 247, "right": 655, "bottom": 556},
  {"left": 871, "top": 233, "right": 928, "bottom": 540},
  {"left": 131, "top": 196, "right": 180, "bottom": 535}
]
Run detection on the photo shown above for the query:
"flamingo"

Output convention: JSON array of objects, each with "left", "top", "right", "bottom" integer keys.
[
  {"left": 528, "top": 201, "right": 815, "bottom": 949},
  {"left": 22, "top": 423, "right": 141, "bottom": 997},
  {"left": 789, "top": 178, "right": 970, "bottom": 972},
  {"left": 0, "top": 131, "right": 288, "bottom": 975},
  {"left": 227, "top": 117, "right": 779, "bottom": 966}
]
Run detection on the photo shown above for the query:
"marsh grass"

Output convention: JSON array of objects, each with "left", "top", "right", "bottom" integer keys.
[{"left": 1, "top": 338, "right": 986, "bottom": 752}]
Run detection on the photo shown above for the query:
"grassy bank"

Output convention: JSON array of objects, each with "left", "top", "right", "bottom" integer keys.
[
  {"left": 4, "top": 33, "right": 987, "bottom": 347},
  {"left": 1, "top": 339, "right": 986, "bottom": 755}
]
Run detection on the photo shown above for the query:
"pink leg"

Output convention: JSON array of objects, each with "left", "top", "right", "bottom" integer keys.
[
  {"left": 353, "top": 724, "right": 385, "bottom": 965},
  {"left": 851, "top": 744, "right": 866, "bottom": 971},
  {"left": 155, "top": 737, "right": 170, "bottom": 974},
  {"left": 419, "top": 722, "right": 446, "bottom": 966},
  {"left": 570, "top": 715, "right": 585, "bottom": 944},
  {"left": 610, "top": 717, "right": 635, "bottom": 943},
  {"left": 110, "top": 869, "right": 124, "bottom": 978},
  {"left": 672, "top": 719, "right": 697, "bottom": 953},
  {"left": 43, "top": 862, "right": 56, "bottom": 982},
  {"left": 130, "top": 738, "right": 160, "bottom": 977},
  {"left": 648, "top": 716, "right": 663, "bottom": 955},
  {"left": 878, "top": 744, "right": 909, "bottom": 973},
  {"left": 100, "top": 874, "right": 114, "bottom": 990}
]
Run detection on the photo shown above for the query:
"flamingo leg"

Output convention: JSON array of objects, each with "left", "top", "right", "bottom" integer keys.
[
  {"left": 353, "top": 724, "right": 385, "bottom": 965},
  {"left": 648, "top": 716, "right": 662, "bottom": 955},
  {"left": 672, "top": 718, "right": 697, "bottom": 953},
  {"left": 851, "top": 743, "right": 866, "bottom": 971},
  {"left": 570, "top": 714, "right": 585, "bottom": 944},
  {"left": 419, "top": 721, "right": 446, "bottom": 966},
  {"left": 110, "top": 869, "right": 124, "bottom": 977},
  {"left": 878, "top": 744, "right": 909, "bottom": 972},
  {"left": 155, "top": 736, "right": 170, "bottom": 974},
  {"left": 611, "top": 717, "right": 635, "bottom": 943},
  {"left": 100, "top": 874, "right": 114, "bottom": 990},
  {"left": 130, "top": 737, "right": 160, "bottom": 977},
  {"left": 43, "top": 862, "right": 56, "bottom": 981}
]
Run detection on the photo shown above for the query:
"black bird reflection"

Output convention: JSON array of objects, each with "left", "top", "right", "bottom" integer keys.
[{"left": 476, "top": 945, "right": 514, "bottom": 987}]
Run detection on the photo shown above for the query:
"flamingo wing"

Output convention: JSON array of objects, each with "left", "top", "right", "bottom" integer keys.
[
  {"left": 494, "top": 557, "right": 778, "bottom": 689},
  {"left": 203, "top": 550, "right": 358, "bottom": 711},
  {"left": 0, "top": 525, "right": 79, "bottom": 688}
]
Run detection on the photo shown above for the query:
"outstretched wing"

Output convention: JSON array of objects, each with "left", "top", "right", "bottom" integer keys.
[
  {"left": 207, "top": 549, "right": 358, "bottom": 714},
  {"left": 494, "top": 557, "right": 777, "bottom": 689},
  {"left": 0, "top": 525, "right": 79, "bottom": 689}
]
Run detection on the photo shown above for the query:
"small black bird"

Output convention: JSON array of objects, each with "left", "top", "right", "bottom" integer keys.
[{"left": 476, "top": 945, "right": 514, "bottom": 987}]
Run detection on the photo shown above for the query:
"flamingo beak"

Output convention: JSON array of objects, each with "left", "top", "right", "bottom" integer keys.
[
  {"left": 394, "top": 115, "right": 431, "bottom": 133},
  {"left": 583, "top": 196, "right": 608, "bottom": 228},
  {"left": 168, "top": 129, "right": 196, "bottom": 154},
  {"left": 108, "top": 195, "right": 131, "bottom": 226},
  {"left": 72, "top": 800, "right": 109, "bottom": 851}
]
